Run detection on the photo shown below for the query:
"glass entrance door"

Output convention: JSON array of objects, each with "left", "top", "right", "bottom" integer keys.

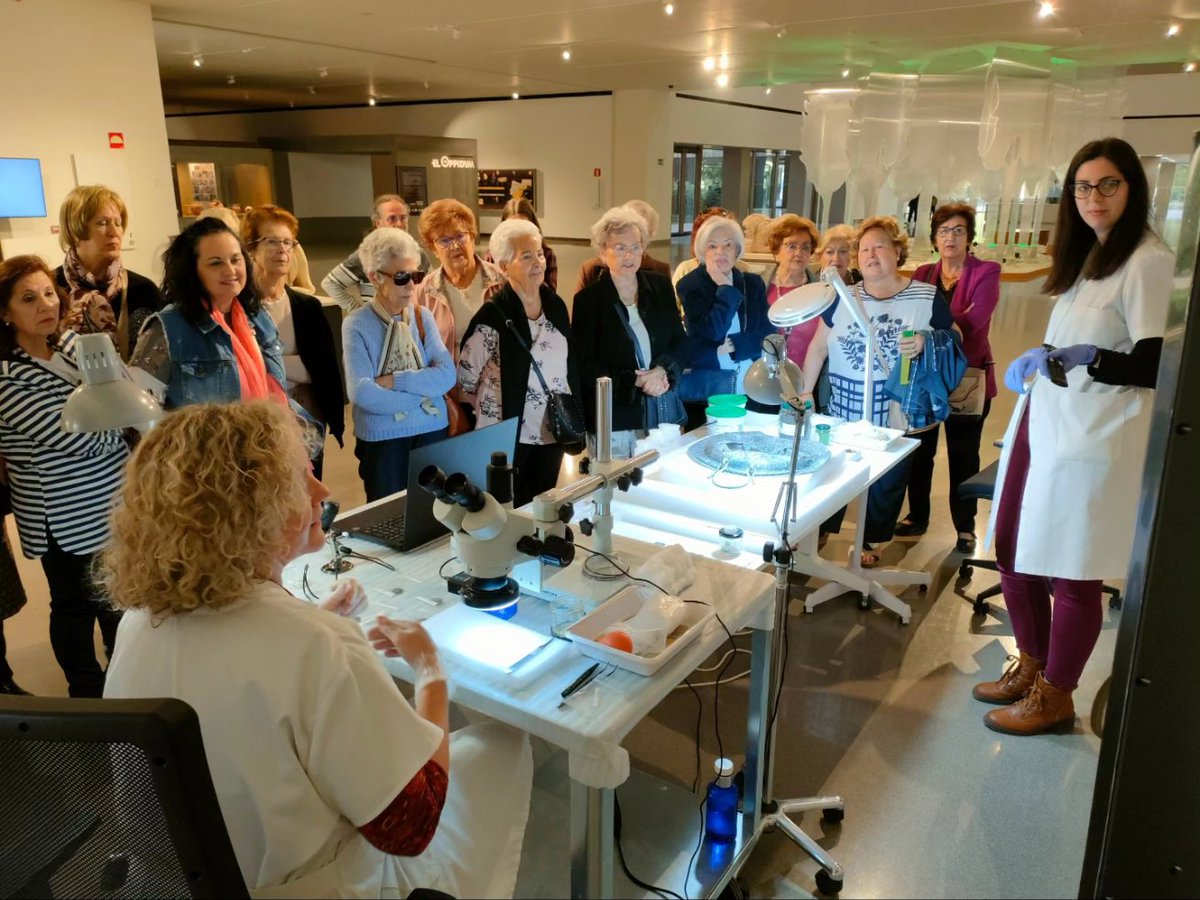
[{"left": 672, "top": 146, "right": 700, "bottom": 235}]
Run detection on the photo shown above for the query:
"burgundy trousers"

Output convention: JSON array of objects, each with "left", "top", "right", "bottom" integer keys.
[{"left": 993, "top": 407, "right": 1103, "bottom": 691}]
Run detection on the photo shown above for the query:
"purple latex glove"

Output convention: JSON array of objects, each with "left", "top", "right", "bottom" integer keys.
[
  {"left": 1004, "top": 346, "right": 1050, "bottom": 393},
  {"left": 1041, "top": 343, "right": 1098, "bottom": 377}
]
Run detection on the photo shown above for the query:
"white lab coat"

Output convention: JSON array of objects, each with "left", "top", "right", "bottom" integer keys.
[{"left": 986, "top": 236, "right": 1174, "bottom": 581}]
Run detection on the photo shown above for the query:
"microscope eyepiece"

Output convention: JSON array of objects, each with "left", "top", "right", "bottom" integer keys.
[
  {"left": 444, "top": 472, "right": 487, "bottom": 513},
  {"left": 319, "top": 500, "right": 340, "bottom": 532},
  {"left": 417, "top": 465, "right": 453, "bottom": 502}
]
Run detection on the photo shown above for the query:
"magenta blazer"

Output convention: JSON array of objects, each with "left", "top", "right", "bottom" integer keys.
[{"left": 913, "top": 254, "right": 1001, "bottom": 399}]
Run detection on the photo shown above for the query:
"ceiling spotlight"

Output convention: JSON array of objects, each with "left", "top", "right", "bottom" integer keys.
[
  {"left": 192, "top": 54, "right": 204, "bottom": 68},
  {"left": 226, "top": 74, "right": 236, "bottom": 85},
  {"left": 716, "top": 73, "right": 730, "bottom": 87},
  {"left": 451, "top": 26, "right": 461, "bottom": 39},
  {"left": 318, "top": 66, "right": 329, "bottom": 78},
  {"left": 663, "top": 2, "right": 674, "bottom": 14},
  {"left": 842, "top": 67, "right": 850, "bottom": 78},
  {"left": 1186, "top": 62, "right": 1197, "bottom": 72},
  {"left": 1037, "top": 1, "right": 1054, "bottom": 18},
  {"left": 562, "top": 49, "right": 571, "bottom": 61},
  {"left": 368, "top": 96, "right": 377, "bottom": 106},
  {"left": 776, "top": 27, "right": 786, "bottom": 38},
  {"left": 308, "top": 85, "right": 317, "bottom": 94},
  {"left": 703, "top": 56, "right": 716, "bottom": 71},
  {"left": 422, "top": 79, "right": 430, "bottom": 89},
  {"left": 512, "top": 91, "right": 520, "bottom": 99},
  {"left": 1167, "top": 23, "right": 1181, "bottom": 37},
  {"left": 719, "top": 54, "right": 730, "bottom": 70},
  {"left": 764, "top": 86, "right": 773, "bottom": 95}
]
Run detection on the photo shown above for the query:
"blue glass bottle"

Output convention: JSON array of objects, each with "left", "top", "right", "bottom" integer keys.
[{"left": 705, "top": 757, "right": 738, "bottom": 843}]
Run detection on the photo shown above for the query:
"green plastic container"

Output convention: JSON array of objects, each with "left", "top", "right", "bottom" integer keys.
[
  {"left": 707, "top": 393, "right": 748, "bottom": 408},
  {"left": 706, "top": 405, "right": 748, "bottom": 420}
]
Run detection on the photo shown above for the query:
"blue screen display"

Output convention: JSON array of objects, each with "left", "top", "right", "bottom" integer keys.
[{"left": 0, "top": 158, "right": 48, "bottom": 218}]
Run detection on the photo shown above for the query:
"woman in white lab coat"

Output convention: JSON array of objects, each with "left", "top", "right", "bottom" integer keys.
[
  {"left": 975, "top": 137, "right": 1173, "bottom": 736},
  {"left": 100, "top": 402, "right": 532, "bottom": 898}
]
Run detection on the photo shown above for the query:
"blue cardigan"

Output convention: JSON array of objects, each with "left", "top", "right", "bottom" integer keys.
[
  {"left": 342, "top": 305, "right": 457, "bottom": 442},
  {"left": 882, "top": 328, "right": 967, "bottom": 431},
  {"left": 677, "top": 265, "right": 772, "bottom": 372}
]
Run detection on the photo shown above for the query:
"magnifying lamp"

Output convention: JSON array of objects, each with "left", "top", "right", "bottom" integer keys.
[{"left": 61, "top": 333, "right": 163, "bottom": 433}]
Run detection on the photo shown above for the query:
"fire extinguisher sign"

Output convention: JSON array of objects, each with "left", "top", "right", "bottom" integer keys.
[{"left": 108, "top": 133, "right": 125, "bottom": 150}]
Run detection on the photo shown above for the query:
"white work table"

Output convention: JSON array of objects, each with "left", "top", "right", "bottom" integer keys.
[{"left": 283, "top": 527, "right": 776, "bottom": 898}]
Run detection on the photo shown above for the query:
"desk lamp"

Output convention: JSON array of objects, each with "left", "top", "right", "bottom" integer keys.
[{"left": 60, "top": 334, "right": 162, "bottom": 433}]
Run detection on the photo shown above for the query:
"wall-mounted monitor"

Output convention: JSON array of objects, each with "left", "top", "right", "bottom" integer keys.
[{"left": 0, "top": 158, "right": 48, "bottom": 218}]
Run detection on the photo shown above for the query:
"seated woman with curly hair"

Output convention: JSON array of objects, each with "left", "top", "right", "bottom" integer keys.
[{"left": 101, "top": 402, "right": 532, "bottom": 898}]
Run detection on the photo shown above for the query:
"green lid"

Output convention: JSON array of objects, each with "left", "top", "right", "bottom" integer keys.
[
  {"left": 706, "top": 405, "right": 747, "bottom": 419},
  {"left": 707, "top": 393, "right": 748, "bottom": 407}
]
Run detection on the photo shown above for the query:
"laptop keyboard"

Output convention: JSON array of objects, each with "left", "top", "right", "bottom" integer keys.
[{"left": 350, "top": 514, "right": 407, "bottom": 546}]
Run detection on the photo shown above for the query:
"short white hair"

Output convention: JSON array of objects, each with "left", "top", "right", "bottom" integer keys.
[
  {"left": 694, "top": 216, "right": 744, "bottom": 259},
  {"left": 622, "top": 200, "right": 659, "bottom": 239},
  {"left": 357, "top": 227, "right": 421, "bottom": 277},
  {"left": 590, "top": 207, "right": 648, "bottom": 253},
  {"left": 488, "top": 218, "right": 542, "bottom": 265}
]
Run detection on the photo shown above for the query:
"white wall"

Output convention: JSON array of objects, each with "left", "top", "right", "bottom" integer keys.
[
  {"left": 671, "top": 95, "right": 805, "bottom": 153},
  {"left": 287, "top": 153, "right": 374, "bottom": 219},
  {"left": 1122, "top": 73, "right": 1200, "bottom": 157},
  {"left": 0, "top": 0, "right": 177, "bottom": 278},
  {"left": 166, "top": 96, "right": 616, "bottom": 240}
]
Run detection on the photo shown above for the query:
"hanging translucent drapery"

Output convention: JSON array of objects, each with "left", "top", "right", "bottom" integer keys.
[
  {"left": 845, "top": 74, "right": 914, "bottom": 223},
  {"left": 800, "top": 90, "right": 853, "bottom": 231}
]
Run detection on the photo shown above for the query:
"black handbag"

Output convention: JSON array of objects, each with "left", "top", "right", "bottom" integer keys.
[
  {"left": 677, "top": 367, "right": 737, "bottom": 403},
  {"left": 502, "top": 318, "right": 587, "bottom": 456}
]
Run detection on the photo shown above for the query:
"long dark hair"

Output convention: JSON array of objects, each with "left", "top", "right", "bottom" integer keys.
[
  {"left": 500, "top": 197, "right": 542, "bottom": 233},
  {"left": 160, "top": 217, "right": 260, "bottom": 326},
  {"left": 0, "top": 255, "right": 66, "bottom": 360},
  {"left": 1044, "top": 137, "right": 1151, "bottom": 295}
]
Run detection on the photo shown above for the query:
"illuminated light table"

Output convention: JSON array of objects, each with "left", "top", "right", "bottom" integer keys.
[
  {"left": 610, "top": 412, "right": 929, "bottom": 623},
  {"left": 284, "top": 527, "right": 776, "bottom": 898}
]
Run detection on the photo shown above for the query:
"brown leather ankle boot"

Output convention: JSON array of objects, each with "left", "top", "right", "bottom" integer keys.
[
  {"left": 984, "top": 672, "right": 1075, "bottom": 735},
  {"left": 972, "top": 651, "right": 1044, "bottom": 705}
]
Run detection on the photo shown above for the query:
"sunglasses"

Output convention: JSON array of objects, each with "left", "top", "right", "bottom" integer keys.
[{"left": 381, "top": 270, "right": 426, "bottom": 286}]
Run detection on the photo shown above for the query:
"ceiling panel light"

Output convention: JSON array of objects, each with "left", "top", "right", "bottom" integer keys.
[
  {"left": 764, "top": 86, "right": 773, "bottom": 95},
  {"left": 703, "top": 56, "right": 715, "bottom": 71},
  {"left": 226, "top": 74, "right": 236, "bottom": 85},
  {"left": 777, "top": 27, "right": 787, "bottom": 38},
  {"left": 318, "top": 66, "right": 329, "bottom": 78},
  {"left": 663, "top": 2, "right": 674, "bottom": 14},
  {"left": 368, "top": 96, "right": 376, "bottom": 106},
  {"left": 842, "top": 67, "right": 850, "bottom": 78},
  {"left": 1037, "top": 1, "right": 1054, "bottom": 18},
  {"left": 192, "top": 54, "right": 203, "bottom": 68},
  {"left": 718, "top": 54, "right": 729, "bottom": 70},
  {"left": 716, "top": 73, "right": 730, "bottom": 87},
  {"left": 1186, "top": 62, "right": 1197, "bottom": 72},
  {"left": 562, "top": 49, "right": 571, "bottom": 61},
  {"left": 1167, "top": 23, "right": 1181, "bottom": 37},
  {"left": 512, "top": 91, "right": 520, "bottom": 99}
]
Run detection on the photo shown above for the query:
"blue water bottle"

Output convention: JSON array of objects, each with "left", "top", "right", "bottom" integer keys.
[{"left": 705, "top": 758, "right": 739, "bottom": 843}]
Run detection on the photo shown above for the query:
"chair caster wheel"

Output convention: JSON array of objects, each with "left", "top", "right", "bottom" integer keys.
[
  {"left": 858, "top": 594, "right": 870, "bottom": 610},
  {"left": 918, "top": 583, "right": 928, "bottom": 592},
  {"left": 973, "top": 600, "right": 989, "bottom": 617},
  {"left": 822, "top": 806, "right": 844, "bottom": 824},
  {"left": 815, "top": 869, "right": 843, "bottom": 895},
  {"left": 959, "top": 563, "right": 973, "bottom": 579}
]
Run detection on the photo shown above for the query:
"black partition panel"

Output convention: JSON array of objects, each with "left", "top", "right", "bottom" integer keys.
[{"left": 1079, "top": 138, "right": 1200, "bottom": 897}]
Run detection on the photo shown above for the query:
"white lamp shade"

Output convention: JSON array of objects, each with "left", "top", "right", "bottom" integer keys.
[
  {"left": 767, "top": 281, "right": 837, "bottom": 328},
  {"left": 60, "top": 333, "right": 162, "bottom": 433}
]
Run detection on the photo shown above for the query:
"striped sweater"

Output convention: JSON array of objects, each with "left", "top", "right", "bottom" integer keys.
[{"left": 0, "top": 332, "right": 130, "bottom": 558}]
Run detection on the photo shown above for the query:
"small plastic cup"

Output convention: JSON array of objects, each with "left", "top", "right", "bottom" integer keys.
[
  {"left": 718, "top": 525, "right": 744, "bottom": 554},
  {"left": 550, "top": 594, "right": 583, "bottom": 638},
  {"left": 815, "top": 423, "right": 832, "bottom": 445},
  {"left": 706, "top": 405, "right": 747, "bottom": 433}
]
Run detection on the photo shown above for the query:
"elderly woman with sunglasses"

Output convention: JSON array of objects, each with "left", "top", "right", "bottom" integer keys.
[
  {"left": 243, "top": 205, "right": 345, "bottom": 480},
  {"left": 343, "top": 229, "right": 456, "bottom": 502},
  {"left": 414, "top": 199, "right": 505, "bottom": 361}
]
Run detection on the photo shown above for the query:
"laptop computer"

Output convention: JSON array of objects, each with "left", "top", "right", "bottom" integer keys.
[{"left": 333, "top": 418, "right": 519, "bottom": 553}]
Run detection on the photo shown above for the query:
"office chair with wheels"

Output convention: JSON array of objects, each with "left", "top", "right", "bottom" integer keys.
[
  {"left": 956, "top": 461, "right": 1122, "bottom": 616},
  {"left": 0, "top": 696, "right": 248, "bottom": 899}
]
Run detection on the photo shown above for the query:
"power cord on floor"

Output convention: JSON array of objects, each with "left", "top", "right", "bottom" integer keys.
[{"left": 614, "top": 794, "right": 684, "bottom": 900}]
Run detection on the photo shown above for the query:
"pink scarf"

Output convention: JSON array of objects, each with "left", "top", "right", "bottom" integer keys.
[{"left": 209, "top": 300, "right": 286, "bottom": 404}]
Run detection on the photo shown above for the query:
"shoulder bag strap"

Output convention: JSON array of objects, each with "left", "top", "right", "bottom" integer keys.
[
  {"left": 610, "top": 297, "right": 647, "bottom": 369},
  {"left": 499, "top": 312, "right": 554, "bottom": 397}
]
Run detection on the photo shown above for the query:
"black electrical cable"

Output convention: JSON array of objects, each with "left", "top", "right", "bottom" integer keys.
[
  {"left": 613, "top": 795, "right": 684, "bottom": 900},
  {"left": 768, "top": 588, "right": 791, "bottom": 736},
  {"left": 684, "top": 678, "right": 703, "bottom": 794},
  {"left": 437, "top": 556, "right": 461, "bottom": 580}
]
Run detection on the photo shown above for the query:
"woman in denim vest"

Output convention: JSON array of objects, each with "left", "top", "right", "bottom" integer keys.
[{"left": 130, "top": 217, "right": 285, "bottom": 409}]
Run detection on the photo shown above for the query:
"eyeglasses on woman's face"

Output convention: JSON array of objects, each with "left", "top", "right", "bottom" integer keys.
[
  {"left": 254, "top": 237, "right": 299, "bottom": 251},
  {"left": 1070, "top": 177, "right": 1123, "bottom": 199},
  {"left": 935, "top": 225, "right": 967, "bottom": 238},
  {"left": 380, "top": 269, "right": 425, "bottom": 287},
  {"left": 434, "top": 231, "right": 471, "bottom": 249}
]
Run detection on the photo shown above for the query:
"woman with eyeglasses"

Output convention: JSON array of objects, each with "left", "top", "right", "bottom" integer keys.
[
  {"left": 344, "top": 228, "right": 456, "bottom": 501},
  {"left": 896, "top": 203, "right": 1002, "bottom": 552},
  {"left": 975, "top": 137, "right": 1173, "bottom": 736},
  {"left": 764, "top": 214, "right": 821, "bottom": 368},
  {"left": 130, "top": 217, "right": 286, "bottom": 410},
  {"left": 414, "top": 199, "right": 505, "bottom": 361},
  {"left": 242, "top": 205, "right": 345, "bottom": 480},
  {"left": 54, "top": 185, "right": 162, "bottom": 360}
]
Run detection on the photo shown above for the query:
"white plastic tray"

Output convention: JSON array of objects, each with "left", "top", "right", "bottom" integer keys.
[{"left": 566, "top": 586, "right": 715, "bottom": 677}]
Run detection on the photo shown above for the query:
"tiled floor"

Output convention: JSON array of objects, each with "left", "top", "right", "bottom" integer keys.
[{"left": 4, "top": 240, "right": 1114, "bottom": 898}]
